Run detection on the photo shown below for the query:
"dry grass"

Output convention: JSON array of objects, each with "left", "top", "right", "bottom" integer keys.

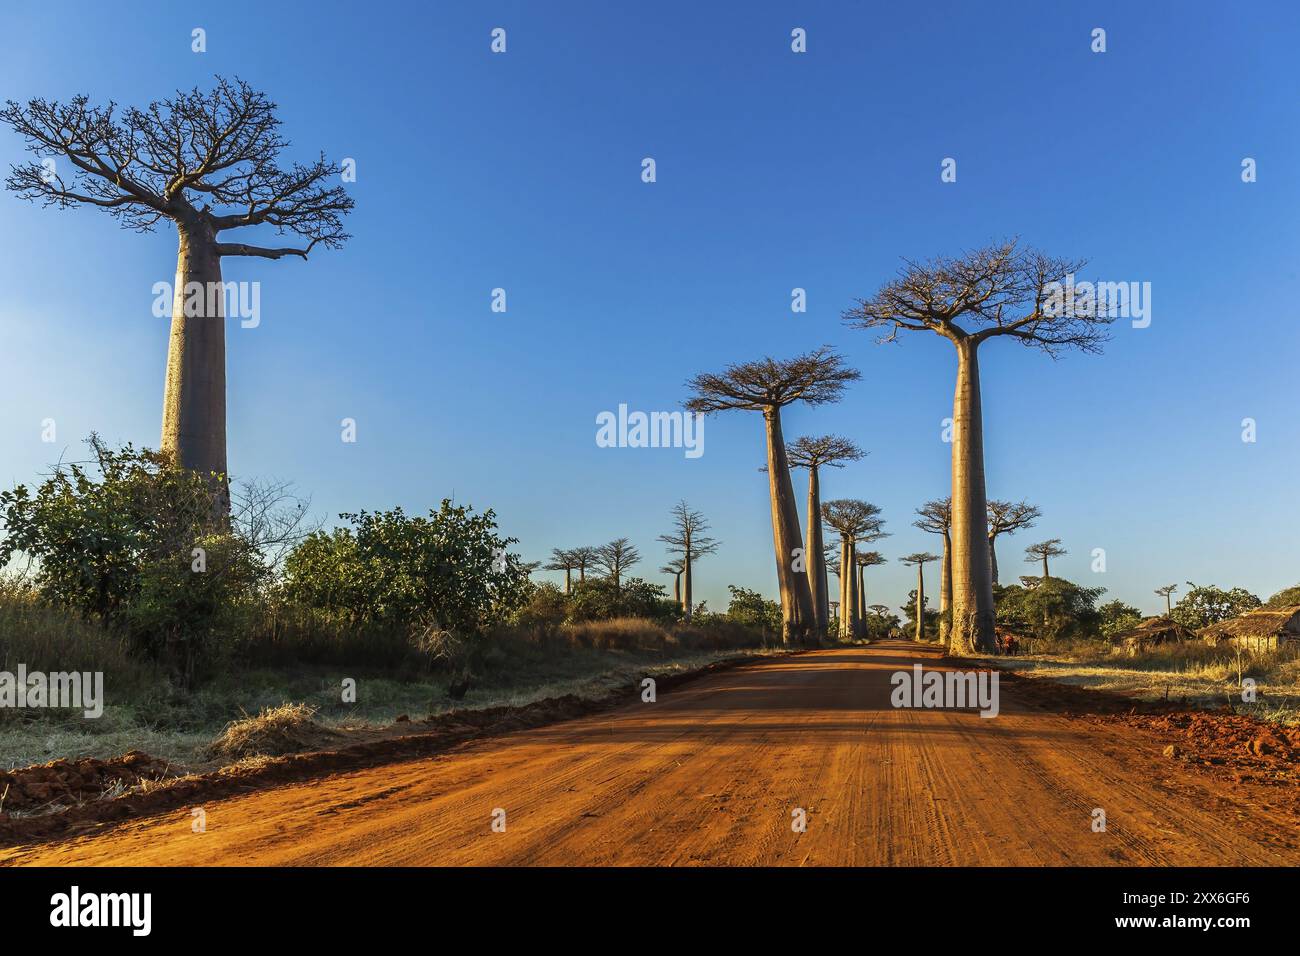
[
  {"left": 998, "top": 640, "right": 1300, "bottom": 725},
  {"left": 204, "top": 703, "right": 345, "bottom": 760}
]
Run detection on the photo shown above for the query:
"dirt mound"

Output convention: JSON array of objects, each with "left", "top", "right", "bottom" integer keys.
[
  {"left": 0, "top": 751, "right": 172, "bottom": 814},
  {"left": 205, "top": 703, "right": 345, "bottom": 760}
]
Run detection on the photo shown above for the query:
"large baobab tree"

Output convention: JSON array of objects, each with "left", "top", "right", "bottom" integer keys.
[
  {"left": 845, "top": 240, "right": 1110, "bottom": 654},
  {"left": 1155, "top": 583, "right": 1178, "bottom": 616},
  {"left": 545, "top": 548, "right": 578, "bottom": 594},
  {"left": 657, "top": 500, "right": 719, "bottom": 620},
  {"left": 786, "top": 435, "right": 866, "bottom": 639},
  {"left": 900, "top": 552, "right": 940, "bottom": 642},
  {"left": 821, "top": 499, "right": 885, "bottom": 641},
  {"left": 1, "top": 78, "right": 354, "bottom": 509},
  {"left": 686, "top": 348, "right": 859, "bottom": 644},
  {"left": 1024, "top": 538, "right": 1066, "bottom": 579},
  {"left": 855, "top": 550, "right": 887, "bottom": 634},
  {"left": 594, "top": 538, "right": 641, "bottom": 592},
  {"left": 913, "top": 498, "right": 953, "bottom": 644},
  {"left": 987, "top": 499, "right": 1040, "bottom": 585}
]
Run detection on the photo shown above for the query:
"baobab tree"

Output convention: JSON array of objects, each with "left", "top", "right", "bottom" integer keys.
[
  {"left": 661, "top": 559, "right": 685, "bottom": 606},
  {"left": 845, "top": 240, "right": 1110, "bottom": 654},
  {"left": 686, "top": 347, "right": 860, "bottom": 644},
  {"left": 1155, "top": 583, "right": 1178, "bottom": 616},
  {"left": 900, "top": 552, "right": 940, "bottom": 642},
  {"left": 913, "top": 498, "right": 953, "bottom": 644},
  {"left": 545, "top": 548, "right": 577, "bottom": 594},
  {"left": 855, "top": 550, "right": 887, "bottom": 633},
  {"left": 594, "top": 538, "right": 641, "bottom": 592},
  {"left": 987, "top": 499, "right": 1040, "bottom": 585},
  {"left": 657, "top": 500, "right": 719, "bottom": 620},
  {"left": 786, "top": 435, "right": 866, "bottom": 638},
  {"left": 822, "top": 499, "right": 885, "bottom": 641},
  {"left": 1, "top": 78, "right": 354, "bottom": 509},
  {"left": 1024, "top": 538, "right": 1066, "bottom": 579},
  {"left": 570, "top": 546, "right": 598, "bottom": 583}
]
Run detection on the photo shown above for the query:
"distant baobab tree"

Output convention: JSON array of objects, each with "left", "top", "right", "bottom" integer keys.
[
  {"left": 913, "top": 498, "right": 952, "bottom": 644},
  {"left": 570, "top": 546, "right": 598, "bottom": 583},
  {"left": 845, "top": 240, "right": 1110, "bottom": 654},
  {"left": 1, "top": 78, "right": 354, "bottom": 509},
  {"left": 787, "top": 435, "right": 866, "bottom": 639},
  {"left": 658, "top": 500, "right": 719, "bottom": 620},
  {"left": 661, "top": 559, "right": 685, "bottom": 606},
  {"left": 594, "top": 538, "right": 641, "bottom": 592},
  {"left": 1024, "top": 538, "right": 1066, "bottom": 579},
  {"left": 686, "top": 348, "right": 860, "bottom": 644},
  {"left": 900, "top": 552, "right": 940, "bottom": 642},
  {"left": 822, "top": 499, "right": 885, "bottom": 641},
  {"left": 987, "top": 499, "right": 1040, "bottom": 585},
  {"left": 1155, "top": 583, "right": 1178, "bottom": 616},
  {"left": 545, "top": 548, "right": 578, "bottom": 594},
  {"left": 855, "top": 550, "right": 887, "bottom": 633}
]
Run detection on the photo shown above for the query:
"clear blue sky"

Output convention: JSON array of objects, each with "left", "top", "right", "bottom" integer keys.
[{"left": 2, "top": 1, "right": 1297, "bottom": 617}]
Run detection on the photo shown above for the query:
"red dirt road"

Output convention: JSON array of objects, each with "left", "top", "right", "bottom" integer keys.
[{"left": 4, "top": 642, "right": 1298, "bottom": 866}]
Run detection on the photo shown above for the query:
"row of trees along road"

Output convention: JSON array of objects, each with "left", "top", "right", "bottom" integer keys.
[{"left": 2, "top": 79, "right": 1115, "bottom": 653}]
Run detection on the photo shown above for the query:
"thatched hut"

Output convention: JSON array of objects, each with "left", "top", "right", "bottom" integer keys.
[
  {"left": 1117, "top": 616, "right": 1197, "bottom": 655},
  {"left": 1200, "top": 605, "right": 1300, "bottom": 653}
]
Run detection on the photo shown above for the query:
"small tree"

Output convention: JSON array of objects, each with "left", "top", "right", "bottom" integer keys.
[
  {"left": 546, "top": 548, "right": 578, "bottom": 594},
  {"left": 660, "top": 559, "right": 685, "bottom": 606},
  {"left": 1169, "top": 582, "right": 1262, "bottom": 630},
  {"left": 570, "top": 546, "right": 598, "bottom": 583},
  {"left": 686, "top": 348, "right": 859, "bottom": 645},
  {"left": 594, "top": 537, "right": 641, "bottom": 592},
  {"left": 900, "top": 553, "right": 940, "bottom": 642},
  {"left": 986, "top": 499, "right": 1040, "bottom": 585},
  {"left": 1154, "top": 583, "right": 1178, "bottom": 616},
  {"left": 822, "top": 499, "right": 886, "bottom": 640},
  {"left": 855, "top": 550, "right": 888, "bottom": 631},
  {"left": 657, "top": 500, "right": 720, "bottom": 620},
  {"left": 1024, "top": 539, "right": 1066, "bottom": 579}
]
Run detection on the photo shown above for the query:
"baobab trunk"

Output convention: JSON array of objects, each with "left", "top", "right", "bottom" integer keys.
[
  {"left": 1041, "top": 555, "right": 1050, "bottom": 579},
  {"left": 564, "top": 568, "right": 572, "bottom": 595},
  {"left": 161, "top": 218, "right": 229, "bottom": 510},
  {"left": 948, "top": 340, "right": 996, "bottom": 655},
  {"left": 847, "top": 542, "right": 861, "bottom": 639},
  {"left": 763, "top": 409, "right": 815, "bottom": 644},
  {"left": 940, "top": 530, "right": 952, "bottom": 646},
  {"left": 855, "top": 560, "right": 866, "bottom": 639},
  {"left": 683, "top": 551, "right": 693, "bottom": 620},
  {"left": 915, "top": 563, "right": 925, "bottom": 642},
  {"left": 838, "top": 536, "right": 853, "bottom": 640},
  {"left": 988, "top": 537, "right": 999, "bottom": 586},
  {"left": 804, "top": 466, "right": 829, "bottom": 639},
  {"left": 673, "top": 572, "right": 681, "bottom": 606}
]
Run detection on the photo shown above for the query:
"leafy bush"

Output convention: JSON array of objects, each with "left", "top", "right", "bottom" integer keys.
[
  {"left": 282, "top": 501, "right": 531, "bottom": 635},
  {"left": 564, "top": 576, "right": 677, "bottom": 623},
  {"left": 1169, "top": 582, "right": 1261, "bottom": 630},
  {"left": 0, "top": 437, "right": 258, "bottom": 673},
  {"left": 995, "top": 577, "right": 1105, "bottom": 643},
  {"left": 1098, "top": 599, "right": 1143, "bottom": 640},
  {"left": 723, "top": 585, "right": 780, "bottom": 632},
  {"left": 1265, "top": 584, "right": 1300, "bottom": 608}
]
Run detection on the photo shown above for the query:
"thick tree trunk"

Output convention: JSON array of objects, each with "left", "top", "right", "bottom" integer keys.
[
  {"left": 1042, "top": 556, "right": 1050, "bottom": 580},
  {"left": 939, "top": 530, "right": 952, "bottom": 646},
  {"left": 838, "top": 535, "right": 853, "bottom": 641},
  {"left": 565, "top": 568, "right": 572, "bottom": 595},
  {"left": 915, "top": 564, "right": 925, "bottom": 641},
  {"left": 673, "top": 572, "right": 681, "bottom": 606},
  {"left": 948, "top": 339, "right": 996, "bottom": 655},
  {"left": 805, "top": 466, "right": 828, "bottom": 640},
  {"left": 856, "top": 562, "right": 866, "bottom": 638},
  {"left": 763, "top": 409, "right": 815, "bottom": 644},
  {"left": 161, "top": 219, "right": 229, "bottom": 510},
  {"left": 988, "top": 535, "right": 999, "bottom": 586},
  {"left": 847, "top": 542, "right": 861, "bottom": 639}
]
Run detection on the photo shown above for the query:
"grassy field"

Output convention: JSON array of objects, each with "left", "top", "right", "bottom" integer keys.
[
  {"left": 995, "top": 639, "right": 1300, "bottom": 725},
  {"left": 0, "top": 609, "right": 784, "bottom": 772}
]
